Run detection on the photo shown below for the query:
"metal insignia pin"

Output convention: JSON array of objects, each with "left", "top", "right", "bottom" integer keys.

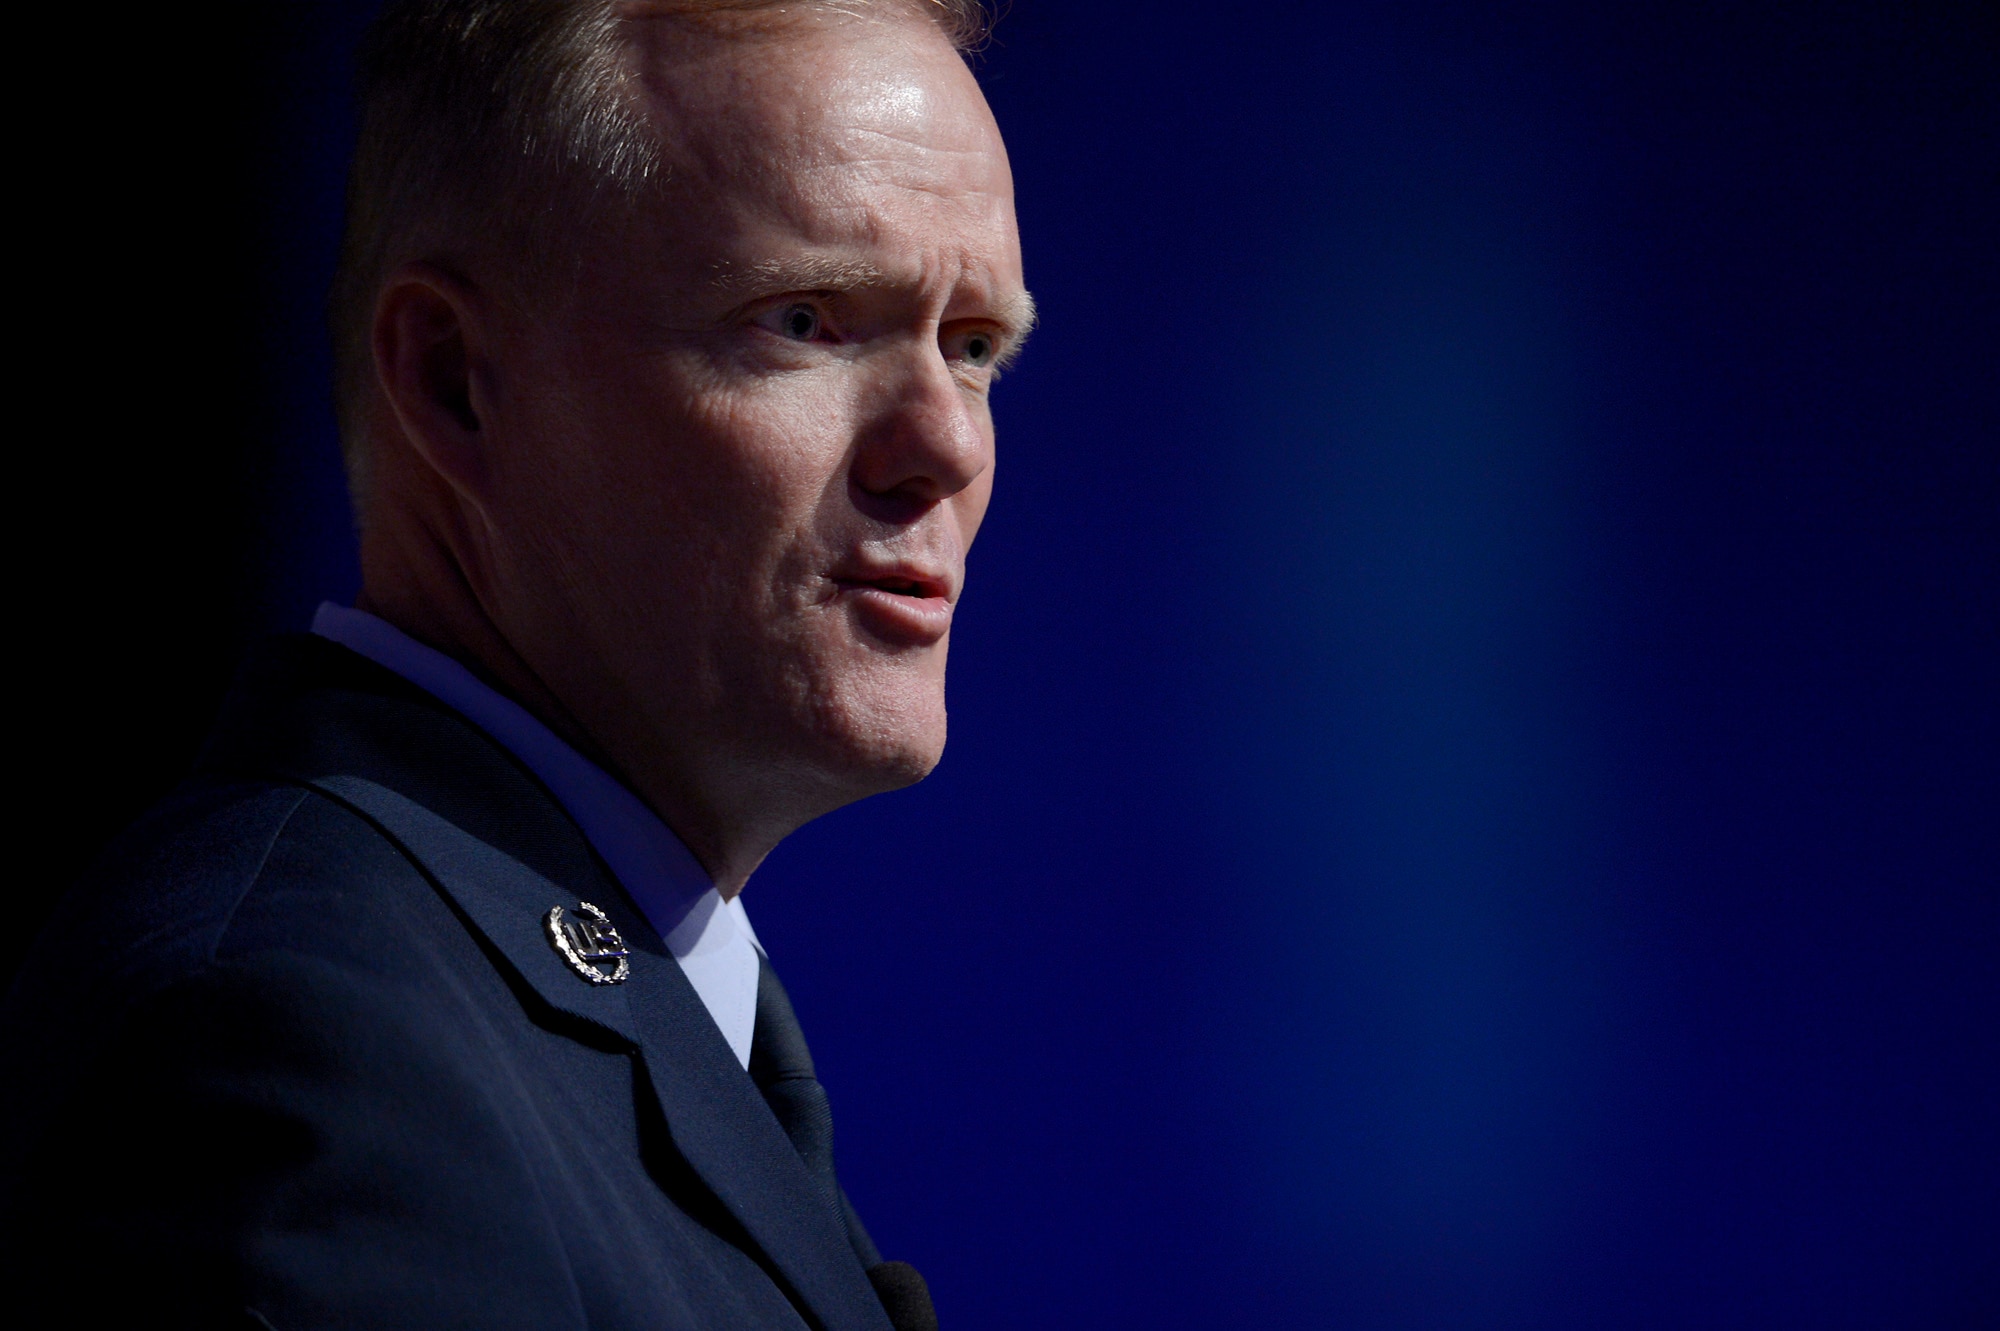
[{"left": 545, "top": 901, "right": 631, "bottom": 985}]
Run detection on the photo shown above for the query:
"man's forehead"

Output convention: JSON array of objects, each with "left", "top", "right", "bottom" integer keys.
[
  {"left": 613, "top": 6, "right": 1024, "bottom": 326},
  {"left": 619, "top": 4, "right": 1003, "bottom": 184}
]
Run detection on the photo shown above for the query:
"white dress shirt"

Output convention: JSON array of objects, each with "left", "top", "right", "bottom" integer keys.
[{"left": 312, "top": 603, "right": 764, "bottom": 1069}]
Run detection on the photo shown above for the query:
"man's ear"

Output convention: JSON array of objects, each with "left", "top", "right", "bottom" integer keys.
[{"left": 372, "top": 262, "right": 499, "bottom": 501}]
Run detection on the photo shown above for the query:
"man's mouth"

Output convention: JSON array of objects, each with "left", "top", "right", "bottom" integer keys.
[
  {"left": 827, "top": 565, "right": 956, "bottom": 644},
  {"left": 833, "top": 573, "right": 949, "bottom": 600}
]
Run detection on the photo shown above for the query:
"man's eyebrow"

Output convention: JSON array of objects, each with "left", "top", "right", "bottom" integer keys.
[
  {"left": 708, "top": 259, "right": 1038, "bottom": 339},
  {"left": 708, "top": 257, "right": 889, "bottom": 297},
  {"left": 996, "top": 289, "right": 1039, "bottom": 341}
]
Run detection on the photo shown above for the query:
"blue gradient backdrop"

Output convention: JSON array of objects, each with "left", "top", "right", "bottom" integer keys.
[{"left": 242, "top": 4, "right": 1996, "bottom": 1326}]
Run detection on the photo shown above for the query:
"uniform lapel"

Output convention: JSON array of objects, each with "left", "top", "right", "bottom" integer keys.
[
  {"left": 314, "top": 774, "right": 890, "bottom": 1331},
  {"left": 306, "top": 774, "right": 642, "bottom": 1048}
]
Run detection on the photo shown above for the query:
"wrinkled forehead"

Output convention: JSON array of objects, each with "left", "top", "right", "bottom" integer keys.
[{"left": 617, "top": 9, "right": 1013, "bottom": 246}]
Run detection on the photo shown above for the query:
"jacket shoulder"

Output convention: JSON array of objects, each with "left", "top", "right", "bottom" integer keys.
[
  {"left": 0, "top": 779, "right": 448, "bottom": 1132},
  {"left": 22, "top": 780, "right": 314, "bottom": 998}
]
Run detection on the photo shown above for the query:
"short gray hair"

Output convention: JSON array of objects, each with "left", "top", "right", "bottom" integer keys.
[{"left": 329, "top": 0, "right": 995, "bottom": 515}]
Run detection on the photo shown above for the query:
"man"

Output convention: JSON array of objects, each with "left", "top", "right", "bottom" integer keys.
[{"left": 0, "top": 1, "right": 1029, "bottom": 1326}]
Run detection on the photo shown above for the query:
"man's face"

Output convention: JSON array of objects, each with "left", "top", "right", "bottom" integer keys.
[{"left": 473, "top": 11, "right": 1027, "bottom": 826}]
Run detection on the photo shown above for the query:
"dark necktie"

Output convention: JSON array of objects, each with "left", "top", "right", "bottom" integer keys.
[{"left": 749, "top": 953, "right": 938, "bottom": 1331}]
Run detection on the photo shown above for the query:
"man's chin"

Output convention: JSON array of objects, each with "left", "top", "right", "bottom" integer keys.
[
  {"left": 797, "top": 692, "right": 947, "bottom": 800},
  {"left": 743, "top": 643, "right": 950, "bottom": 809},
  {"left": 819, "top": 723, "right": 945, "bottom": 798}
]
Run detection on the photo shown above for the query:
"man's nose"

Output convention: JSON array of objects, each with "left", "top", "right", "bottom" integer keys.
[{"left": 848, "top": 340, "right": 991, "bottom": 520}]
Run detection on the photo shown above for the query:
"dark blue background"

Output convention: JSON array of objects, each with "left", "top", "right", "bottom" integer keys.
[{"left": 31, "top": 3, "right": 1995, "bottom": 1326}]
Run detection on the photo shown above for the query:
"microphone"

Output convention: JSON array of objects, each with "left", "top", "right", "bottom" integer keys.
[{"left": 866, "top": 1261, "right": 938, "bottom": 1331}]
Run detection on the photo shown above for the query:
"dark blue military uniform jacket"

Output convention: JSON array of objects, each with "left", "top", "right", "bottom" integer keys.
[{"left": 0, "top": 636, "right": 899, "bottom": 1330}]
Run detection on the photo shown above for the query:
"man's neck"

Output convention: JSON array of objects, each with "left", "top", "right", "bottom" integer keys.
[{"left": 355, "top": 521, "right": 778, "bottom": 896}]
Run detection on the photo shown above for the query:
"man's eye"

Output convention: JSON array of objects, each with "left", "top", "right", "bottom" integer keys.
[
  {"left": 950, "top": 328, "right": 1001, "bottom": 368},
  {"left": 769, "top": 302, "right": 822, "bottom": 341}
]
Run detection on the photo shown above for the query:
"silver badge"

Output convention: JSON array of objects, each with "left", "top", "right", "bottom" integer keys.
[{"left": 545, "top": 901, "right": 631, "bottom": 985}]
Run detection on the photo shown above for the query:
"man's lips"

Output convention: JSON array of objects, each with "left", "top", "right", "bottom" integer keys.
[
  {"left": 828, "top": 566, "right": 956, "bottom": 644},
  {"left": 831, "top": 572, "right": 951, "bottom": 600}
]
